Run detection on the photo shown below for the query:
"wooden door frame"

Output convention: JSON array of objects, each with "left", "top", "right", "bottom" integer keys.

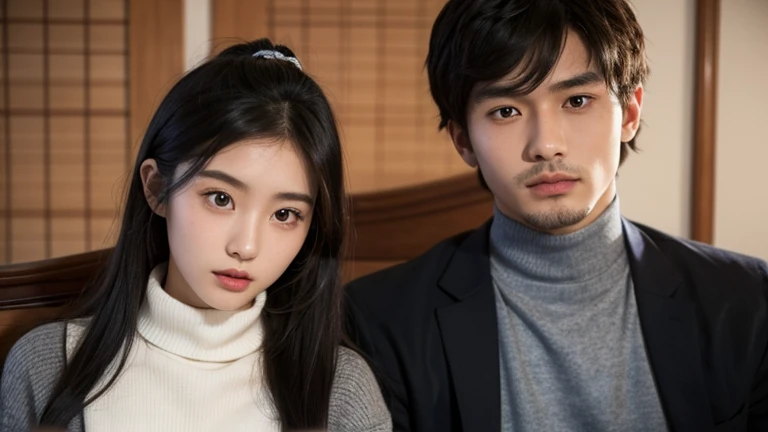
[{"left": 691, "top": 0, "right": 720, "bottom": 243}]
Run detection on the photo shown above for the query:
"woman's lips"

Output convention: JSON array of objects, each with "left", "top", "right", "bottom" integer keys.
[{"left": 213, "top": 272, "right": 251, "bottom": 292}]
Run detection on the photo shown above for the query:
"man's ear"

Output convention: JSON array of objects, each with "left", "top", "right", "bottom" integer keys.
[
  {"left": 621, "top": 85, "right": 644, "bottom": 143},
  {"left": 139, "top": 159, "right": 167, "bottom": 217},
  {"left": 447, "top": 120, "right": 478, "bottom": 168}
]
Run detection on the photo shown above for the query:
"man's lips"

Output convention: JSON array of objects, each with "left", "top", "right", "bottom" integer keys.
[
  {"left": 529, "top": 180, "right": 577, "bottom": 196},
  {"left": 525, "top": 173, "right": 579, "bottom": 197},
  {"left": 525, "top": 172, "right": 579, "bottom": 187}
]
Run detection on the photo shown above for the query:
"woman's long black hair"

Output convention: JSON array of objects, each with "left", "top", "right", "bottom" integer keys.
[{"left": 39, "top": 38, "right": 347, "bottom": 430}]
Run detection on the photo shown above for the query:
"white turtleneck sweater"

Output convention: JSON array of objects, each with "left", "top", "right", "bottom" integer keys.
[{"left": 66, "top": 265, "right": 279, "bottom": 432}]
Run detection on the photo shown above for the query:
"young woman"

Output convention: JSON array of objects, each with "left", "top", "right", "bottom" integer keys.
[{"left": 0, "top": 39, "right": 391, "bottom": 432}]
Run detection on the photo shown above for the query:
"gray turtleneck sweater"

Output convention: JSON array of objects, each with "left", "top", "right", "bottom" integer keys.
[{"left": 490, "top": 199, "right": 668, "bottom": 431}]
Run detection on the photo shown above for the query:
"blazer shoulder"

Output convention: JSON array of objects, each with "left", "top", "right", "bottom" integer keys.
[
  {"left": 632, "top": 221, "right": 768, "bottom": 289},
  {"left": 346, "top": 228, "right": 475, "bottom": 295}
]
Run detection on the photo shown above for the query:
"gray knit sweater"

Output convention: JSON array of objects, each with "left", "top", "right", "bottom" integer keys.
[
  {"left": 490, "top": 198, "right": 667, "bottom": 431},
  {"left": 0, "top": 322, "right": 391, "bottom": 432}
]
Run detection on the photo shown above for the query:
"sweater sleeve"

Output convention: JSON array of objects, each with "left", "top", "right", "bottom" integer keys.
[
  {"left": 328, "top": 347, "right": 392, "bottom": 432},
  {"left": 0, "top": 322, "right": 67, "bottom": 431}
]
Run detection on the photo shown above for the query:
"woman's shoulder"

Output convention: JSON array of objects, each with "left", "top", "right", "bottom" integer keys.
[
  {"left": 328, "top": 347, "right": 392, "bottom": 432},
  {"left": 3, "top": 321, "right": 68, "bottom": 385},
  {"left": 5, "top": 321, "right": 67, "bottom": 368},
  {"left": 1, "top": 322, "right": 68, "bottom": 427}
]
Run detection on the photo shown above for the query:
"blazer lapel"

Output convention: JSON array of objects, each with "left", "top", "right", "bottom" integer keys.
[
  {"left": 623, "top": 220, "right": 714, "bottom": 431},
  {"left": 435, "top": 222, "right": 500, "bottom": 432}
]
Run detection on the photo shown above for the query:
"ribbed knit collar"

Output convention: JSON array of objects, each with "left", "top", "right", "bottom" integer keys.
[
  {"left": 490, "top": 197, "right": 625, "bottom": 285},
  {"left": 137, "top": 264, "right": 267, "bottom": 362}
]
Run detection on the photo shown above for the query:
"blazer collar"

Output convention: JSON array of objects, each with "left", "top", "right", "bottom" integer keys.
[
  {"left": 437, "top": 220, "right": 493, "bottom": 300},
  {"left": 623, "top": 219, "right": 715, "bottom": 431},
  {"left": 434, "top": 219, "right": 715, "bottom": 431},
  {"left": 436, "top": 221, "right": 501, "bottom": 432}
]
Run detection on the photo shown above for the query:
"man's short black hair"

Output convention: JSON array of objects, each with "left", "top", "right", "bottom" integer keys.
[{"left": 426, "top": 0, "right": 649, "bottom": 164}]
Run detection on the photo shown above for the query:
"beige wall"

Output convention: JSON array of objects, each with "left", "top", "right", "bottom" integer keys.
[
  {"left": 715, "top": 0, "right": 768, "bottom": 260},
  {"left": 184, "top": 0, "right": 211, "bottom": 71},
  {"left": 618, "top": 0, "right": 696, "bottom": 239}
]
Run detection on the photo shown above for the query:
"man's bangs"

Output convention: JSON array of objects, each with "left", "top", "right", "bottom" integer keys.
[
  {"left": 489, "top": 24, "right": 567, "bottom": 96},
  {"left": 482, "top": 27, "right": 605, "bottom": 99}
]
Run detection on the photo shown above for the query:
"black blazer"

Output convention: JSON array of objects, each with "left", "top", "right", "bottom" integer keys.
[{"left": 345, "top": 219, "right": 768, "bottom": 432}]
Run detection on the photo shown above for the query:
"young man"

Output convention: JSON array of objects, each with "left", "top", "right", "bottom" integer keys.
[{"left": 345, "top": 1, "right": 768, "bottom": 431}]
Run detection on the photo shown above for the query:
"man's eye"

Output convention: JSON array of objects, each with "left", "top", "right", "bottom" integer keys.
[
  {"left": 566, "top": 95, "right": 592, "bottom": 108},
  {"left": 492, "top": 107, "right": 519, "bottom": 118}
]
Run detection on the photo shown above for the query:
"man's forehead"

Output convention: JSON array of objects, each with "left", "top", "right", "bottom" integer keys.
[
  {"left": 495, "top": 64, "right": 601, "bottom": 87},
  {"left": 548, "top": 34, "right": 598, "bottom": 81},
  {"left": 506, "top": 38, "right": 597, "bottom": 85},
  {"left": 472, "top": 66, "right": 604, "bottom": 102}
]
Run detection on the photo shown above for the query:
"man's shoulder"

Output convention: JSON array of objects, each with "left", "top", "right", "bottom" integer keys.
[
  {"left": 346, "top": 228, "right": 477, "bottom": 297},
  {"left": 630, "top": 221, "right": 768, "bottom": 288}
]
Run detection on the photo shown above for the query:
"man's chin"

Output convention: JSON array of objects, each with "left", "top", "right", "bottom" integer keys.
[{"left": 520, "top": 206, "right": 591, "bottom": 234}]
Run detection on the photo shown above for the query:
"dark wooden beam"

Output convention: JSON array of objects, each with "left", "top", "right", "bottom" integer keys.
[{"left": 691, "top": 0, "right": 721, "bottom": 243}]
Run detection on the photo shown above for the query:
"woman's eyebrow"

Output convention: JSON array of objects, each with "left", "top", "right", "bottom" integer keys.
[
  {"left": 274, "top": 192, "right": 314, "bottom": 205},
  {"left": 197, "top": 170, "right": 248, "bottom": 191}
]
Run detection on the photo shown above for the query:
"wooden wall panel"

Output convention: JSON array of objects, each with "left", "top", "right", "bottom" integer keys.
[
  {"left": 211, "top": 0, "right": 268, "bottom": 54},
  {"left": 128, "top": 0, "right": 183, "bottom": 150}
]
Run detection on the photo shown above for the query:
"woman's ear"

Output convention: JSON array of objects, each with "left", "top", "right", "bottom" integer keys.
[{"left": 140, "top": 159, "right": 167, "bottom": 217}]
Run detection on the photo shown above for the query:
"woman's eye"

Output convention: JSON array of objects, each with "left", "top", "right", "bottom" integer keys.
[
  {"left": 207, "top": 192, "right": 233, "bottom": 209},
  {"left": 566, "top": 95, "right": 591, "bottom": 108},
  {"left": 273, "top": 209, "right": 301, "bottom": 224},
  {"left": 492, "top": 107, "right": 519, "bottom": 119}
]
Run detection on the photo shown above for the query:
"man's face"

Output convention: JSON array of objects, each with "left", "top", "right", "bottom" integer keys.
[{"left": 451, "top": 31, "right": 643, "bottom": 234}]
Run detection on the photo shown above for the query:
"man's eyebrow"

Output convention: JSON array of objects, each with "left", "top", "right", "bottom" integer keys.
[
  {"left": 548, "top": 71, "right": 603, "bottom": 93},
  {"left": 472, "top": 71, "right": 604, "bottom": 103},
  {"left": 472, "top": 83, "right": 527, "bottom": 103},
  {"left": 197, "top": 170, "right": 248, "bottom": 191},
  {"left": 274, "top": 192, "right": 314, "bottom": 206}
]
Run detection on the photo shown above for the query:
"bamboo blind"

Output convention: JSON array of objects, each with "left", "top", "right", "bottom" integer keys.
[
  {"left": 266, "top": 0, "right": 472, "bottom": 193},
  {"left": 0, "top": 0, "right": 129, "bottom": 264}
]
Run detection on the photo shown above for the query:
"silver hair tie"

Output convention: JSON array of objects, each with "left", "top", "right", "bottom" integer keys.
[{"left": 252, "top": 49, "right": 303, "bottom": 71}]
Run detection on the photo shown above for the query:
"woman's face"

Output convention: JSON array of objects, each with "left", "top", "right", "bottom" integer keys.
[{"left": 143, "top": 139, "right": 315, "bottom": 310}]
